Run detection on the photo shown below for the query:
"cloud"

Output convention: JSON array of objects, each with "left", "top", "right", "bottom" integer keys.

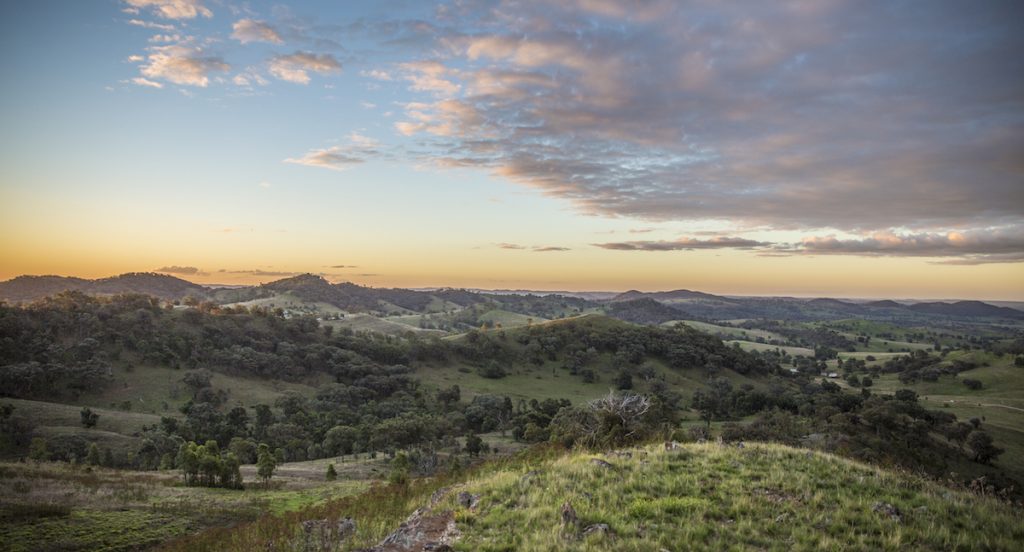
[
  {"left": 268, "top": 52, "right": 341, "bottom": 84},
  {"left": 232, "top": 67, "right": 270, "bottom": 87},
  {"left": 219, "top": 269, "right": 300, "bottom": 277},
  {"left": 284, "top": 132, "right": 380, "bottom": 171},
  {"left": 392, "top": 1, "right": 1024, "bottom": 237},
  {"left": 497, "top": 243, "right": 571, "bottom": 252},
  {"left": 140, "top": 44, "right": 228, "bottom": 87},
  {"left": 130, "top": 77, "right": 163, "bottom": 88},
  {"left": 791, "top": 228, "right": 1024, "bottom": 262},
  {"left": 399, "top": 61, "right": 460, "bottom": 96},
  {"left": 124, "top": 0, "right": 211, "bottom": 20},
  {"left": 594, "top": 237, "right": 771, "bottom": 251},
  {"left": 362, "top": 69, "right": 393, "bottom": 81},
  {"left": 327, "top": 265, "right": 358, "bottom": 269},
  {"left": 127, "top": 18, "right": 176, "bottom": 31},
  {"left": 155, "top": 265, "right": 206, "bottom": 275},
  {"left": 231, "top": 19, "right": 283, "bottom": 44}
]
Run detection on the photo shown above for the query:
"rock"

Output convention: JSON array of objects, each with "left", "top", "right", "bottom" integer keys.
[
  {"left": 872, "top": 502, "right": 902, "bottom": 523},
  {"left": 301, "top": 517, "right": 356, "bottom": 551},
  {"left": 429, "top": 486, "right": 451, "bottom": 507},
  {"left": 561, "top": 501, "right": 578, "bottom": 528},
  {"left": 581, "top": 523, "right": 615, "bottom": 538},
  {"left": 372, "top": 509, "right": 461, "bottom": 551},
  {"left": 337, "top": 517, "right": 356, "bottom": 539},
  {"left": 664, "top": 441, "right": 680, "bottom": 450},
  {"left": 456, "top": 491, "right": 479, "bottom": 509},
  {"left": 590, "top": 458, "right": 615, "bottom": 470}
]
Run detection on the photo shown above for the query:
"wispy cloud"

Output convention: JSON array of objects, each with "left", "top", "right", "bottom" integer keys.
[
  {"left": 130, "top": 77, "right": 163, "bottom": 88},
  {"left": 231, "top": 19, "right": 283, "bottom": 44},
  {"left": 139, "top": 43, "right": 228, "bottom": 87},
  {"left": 593, "top": 227, "right": 1024, "bottom": 264},
  {"left": 268, "top": 51, "right": 341, "bottom": 84},
  {"left": 284, "top": 132, "right": 380, "bottom": 171},
  {"left": 155, "top": 265, "right": 207, "bottom": 276},
  {"left": 123, "top": 0, "right": 211, "bottom": 20},
  {"left": 393, "top": 1, "right": 1024, "bottom": 239},
  {"left": 218, "top": 269, "right": 300, "bottom": 277},
  {"left": 791, "top": 228, "right": 1024, "bottom": 262},
  {"left": 595, "top": 237, "right": 771, "bottom": 251},
  {"left": 497, "top": 243, "right": 570, "bottom": 252},
  {"left": 127, "top": 18, "right": 175, "bottom": 31}
]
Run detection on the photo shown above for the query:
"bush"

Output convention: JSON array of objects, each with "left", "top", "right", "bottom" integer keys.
[
  {"left": 476, "top": 361, "right": 506, "bottom": 379},
  {"left": 962, "top": 378, "right": 983, "bottom": 390}
]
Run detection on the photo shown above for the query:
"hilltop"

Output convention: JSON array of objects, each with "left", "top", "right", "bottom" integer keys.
[{"left": 161, "top": 442, "right": 1024, "bottom": 551}]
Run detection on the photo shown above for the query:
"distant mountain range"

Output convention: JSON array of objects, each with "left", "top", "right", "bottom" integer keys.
[{"left": 1, "top": 273, "right": 1022, "bottom": 321}]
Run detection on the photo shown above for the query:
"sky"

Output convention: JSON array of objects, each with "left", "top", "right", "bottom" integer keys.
[{"left": 0, "top": 0, "right": 1022, "bottom": 299}]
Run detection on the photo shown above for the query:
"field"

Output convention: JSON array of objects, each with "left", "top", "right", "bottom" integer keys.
[
  {"left": 322, "top": 314, "right": 447, "bottom": 336},
  {"left": 0, "top": 458, "right": 372, "bottom": 552},
  {"left": 665, "top": 320, "right": 788, "bottom": 343},
  {"left": 725, "top": 340, "right": 815, "bottom": 357}
]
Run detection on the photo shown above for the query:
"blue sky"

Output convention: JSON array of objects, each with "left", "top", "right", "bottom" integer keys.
[{"left": 1, "top": 0, "right": 1022, "bottom": 299}]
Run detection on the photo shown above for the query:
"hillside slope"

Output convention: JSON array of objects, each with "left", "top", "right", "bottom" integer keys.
[{"left": 437, "top": 442, "right": 1022, "bottom": 551}]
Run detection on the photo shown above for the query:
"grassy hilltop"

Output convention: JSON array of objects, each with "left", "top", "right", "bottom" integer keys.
[
  {"left": 441, "top": 442, "right": 1023, "bottom": 551},
  {"left": 159, "top": 441, "right": 1023, "bottom": 551}
]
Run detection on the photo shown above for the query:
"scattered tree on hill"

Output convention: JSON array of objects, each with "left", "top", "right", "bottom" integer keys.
[
  {"left": 476, "top": 361, "right": 507, "bottom": 379},
  {"left": 86, "top": 443, "right": 100, "bottom": 466},
  {"left": 80, "top": 407, "right": 99, "bottom": 428},
  {"left": 28, "top": 437, "right": 48, "bottom": 463},
  {"left": 692, "top": 378, "right": 733, "bottom": 427},
  {"left": 967, "top": 431, "right": 1003, "bottom": 464},
  {"left": 465, "top": 433, "right": 484, "bottom": 457},
  {"left": 257, "top": 443, "right": 276, "bottom": 485},
  {"left": 326, "top": 463, "right": 337, "bottom": 481},
  {"left": 614, "top": 370, "right": 634, "bottom": 390}
]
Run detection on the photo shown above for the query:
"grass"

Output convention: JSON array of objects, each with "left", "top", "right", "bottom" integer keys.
[
  {"left": 666, "top": 320, "right": 788, "bottom": 343},
  {"left": 440, "top": 442, "right": 1023, "bottom": 551},
  {"left": 725, "top": 339, "right": 815, "bottom": 357},
  {"left": 323, "top": 314, "right": 447, "bottom": 337},
  {"left": 477, "top": 309, "right": 548, "bottom": 328},
  {"left": 0, "top": 457, "right": 371, "bottom": 552},
  {"left": 416, "top": 353, "right": 766, "bottom": 406}
]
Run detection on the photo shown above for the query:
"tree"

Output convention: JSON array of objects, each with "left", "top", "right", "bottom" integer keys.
[
  {"left": 962, "top": 378, "right": 983, "bottom": 390},
  {"left": 692, "top": 378, "right": 732, "bottom": 427},
  {"left": 257, "top": 443, "right": 276, "bottom": 485},
  {"left": 388, "top": 452, "right": 410, "bottom": 485},
  {"left": 80, "top": 407, "right": 99, "bottom": 428},
  {"left": 86, "top": 442, "right": 100, "bottom": 466},
  {"left": 966, "top": 431, "right": 1003, "bottom": 464},
  {"left": 29, "top": 437, "right": 48, "bottom": 463},
  {"left": 326, "top": 463, "right": 337, "bottom": 481},
  {"left": 614, "top": 370, "right": 633, "bottom": 390},
  {"left": 464, "top": 433, "right": 484, "bottom": 457}
]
